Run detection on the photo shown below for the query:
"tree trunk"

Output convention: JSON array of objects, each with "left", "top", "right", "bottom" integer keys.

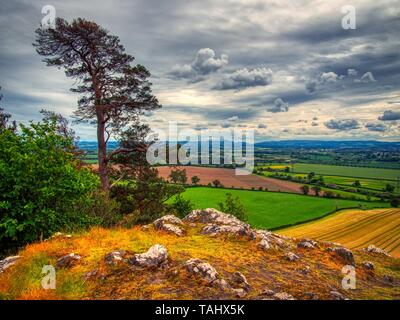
[{"left": 97, "top": 109, "right": 109, "bottom": 191}]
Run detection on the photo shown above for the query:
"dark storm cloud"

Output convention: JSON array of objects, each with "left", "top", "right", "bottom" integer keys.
[
  {"left": 1, "top": 0, "right": 399, "bottom": 140},
  {"left": 267, "top": 98, "right": 289, "bottom": 113},
  {"left": 379, "top": 110, "right": 400, "bottom": 121},
  {"left": 325, "top": 119, "right": 360, "bottom": 130},
  {"left": 168, "top": 48, "right": 228, "bottom": 82},
  {"left": 365, "top": 122, "right": 387, "bottom": 132},
  {"left": 213, "top": 67, "right": 273, "bottom": 90}
]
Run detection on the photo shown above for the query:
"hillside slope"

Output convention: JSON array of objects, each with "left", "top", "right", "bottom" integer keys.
[{"left": 0, "top": 209, "right": 399, "bottom": 300}]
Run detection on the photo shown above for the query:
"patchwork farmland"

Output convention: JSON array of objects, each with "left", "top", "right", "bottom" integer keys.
[
  {"left": 279, "top": 208, "right": 400, "bottom": 258},
  {"left": 157, "top": 166, "right": 304, "bottom": 193}
]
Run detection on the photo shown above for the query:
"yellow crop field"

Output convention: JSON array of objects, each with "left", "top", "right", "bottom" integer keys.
[{"left": 279, "top": 209, "right": 400, "bottom": 258}]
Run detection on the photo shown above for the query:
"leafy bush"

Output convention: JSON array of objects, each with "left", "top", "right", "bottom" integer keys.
[
  {"left": 0, "top": 119, "right": 99, "bottom": 253},
  {"left": 391, "top": 198, "right": 399, "bottom": 208},
  {"left": 171, "top": 194, "right": 194, "bottom": 218},
  {"left": 218, "top": 193, "right": 248, "bottom": 222}
]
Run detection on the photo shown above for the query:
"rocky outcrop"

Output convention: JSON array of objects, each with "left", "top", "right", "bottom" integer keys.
[
  {"left": 285, "top": 252, "right": 300, "bottom": 262},
  {"left": 105, "top": 251, "right": 126, "bottom": 266},
  {"left": 330, "top": 247, "right": 355, "bottom": 266},
  {"left": 297, "top": 238, "right": 317, "bottom": 249},
  {"left": 363, "top": 245, "right": 390, "bottom": 257},
  {"left": 128, "top": 244, "right": 168, "bottom": 268},
  {"left": 56, "top": 253, "right": 81, "bottom": 268},
  {"left": 273, "top": 292, "right": 295, "bottom": 300},
  {"left": 184, "top": 208, "right": 255, "bottom": 239},
  {"left": 153, "top": 215, "right": 184, "bottom": 236},
  {"left": 0, "top": 256, "right": 20, "bottom": 273},
  {"left": 185, "top": 258, "right": 219, "bottom": 283},
  {"left": 362, "top": 261, "right": 375, "bottom": 270},
  {"left": 257, "top": 230, "right": 291, "bottom": 250},
  {"left": 330, "top": 290, "right": 347, "bottom": 300},
  {"left": 46, "top": 232, "right": 72, "bottom": 241},
  {"left": 231, "top": 272, "right": 251, "bottom": 292}
]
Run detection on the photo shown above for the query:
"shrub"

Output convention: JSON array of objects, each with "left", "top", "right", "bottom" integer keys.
[
  {"left": 110, "top": 169, "right": 184, "bottom": 224},
  {"left": 0, "top": 119, "right": 99, "bottom": 253},
  {"left": 218, "top": 193, "right": 248, "bottom": 222},
  {"left": 300, "top": 185, "right": 310, "bottom": 195},
  {"left": 391, "top": 198, "right": 399, "bottom": 208},
  {"left": 191, "top": 175, "right": 200, "bottom": 185},
  {"left": 169, "top": 168, "right": 188, "bottom": 184},
  {"left": 171, "top": 195, "right": 194, "bottom": 218}
]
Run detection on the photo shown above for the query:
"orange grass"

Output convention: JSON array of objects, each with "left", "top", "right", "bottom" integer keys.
[{"left": 1, "top": 223, "right": 400, "bottom": 300}]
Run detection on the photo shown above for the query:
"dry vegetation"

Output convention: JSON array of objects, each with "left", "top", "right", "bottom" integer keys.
[
  {"left": 1, "top": 214, "right": 399, "bottom": 300},
  {"left": 280, "top": 209, "right": 400, "bottom": 258}
]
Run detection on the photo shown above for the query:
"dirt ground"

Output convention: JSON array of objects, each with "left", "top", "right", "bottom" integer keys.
[{"left": 157, "top": 166, "right": 303, "bottom": 193}]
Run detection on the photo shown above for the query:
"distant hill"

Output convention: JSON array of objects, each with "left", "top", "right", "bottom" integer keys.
[
  {"left": 78, "top": 140, "right": 400, "bottom": 152},
  {"left": 254, "top": 140, "right": 400, "bottom": 150}
]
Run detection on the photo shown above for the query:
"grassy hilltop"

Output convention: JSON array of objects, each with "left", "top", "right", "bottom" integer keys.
[{"left": 1, "top": 209, "right": 399, "bottom": 300}]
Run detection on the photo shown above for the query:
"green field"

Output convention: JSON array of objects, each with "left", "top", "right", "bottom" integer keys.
[
  {"left": 176, "top": 187, "right": 389, "bottom": 230},
  {"left": 292, "top": 163, "right": 400, "bottom": 180}
]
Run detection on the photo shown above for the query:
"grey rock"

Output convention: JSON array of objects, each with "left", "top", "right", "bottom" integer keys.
[
  {"left": 331, "top": 247, "right": 355, "bottom": 266},
  {"left": 259, "top": 239, "right": 271, "bottom": 251},
  {"left": 105, "top": 250, "right": 126, "bottom": 265},
  {"left": 363, "top": 245, "right": 390, "bottom": 257},
  {"left": 330, "top": 290, "right": 347, "bottom": 300},
  {"left": 285, "top": 252, "right": 300, "bottom": 262},
  {"left": 297, "top": 239, "right": 317, "bottom": 249},
  {"left": 153, "top": 215, "right": 184, "bottom": 236},
  {"left": 56, "top": 253, "right": 81, "bottom": 268},
  {"left": 232, "top": 288, "right": 247, "bottom": 298},
  {"left": 184, "top": 208, "right": 254, "bottom": 238},
  {"left": 185, "top": 258, "right": 219, "bottom": 283},
  {"left": 84, "top": 268, "right": 98, "bottom": 280},
  {"left": 213, "top": 278, "right": 231, "bottom": 291},
  {"left": 273, "top": 292, "right": 295, "bottom": 300},
  {"left": 260, "top": 288, "right": 275, "bottom": 296},
  {"left": 128, "top": 244, "right": 168, "bottom": 268},
  {"left": 362, "top": 261, "right": 375, "bottom": 270},
  {"left": 231, "top": 272, "right": 251, "bottom": 292},
  {"left": 0, "top": 256, "right": 20, "bottom": 273},
  {"left": 46, "top": 232, "right": 72, "bottom": 241}
]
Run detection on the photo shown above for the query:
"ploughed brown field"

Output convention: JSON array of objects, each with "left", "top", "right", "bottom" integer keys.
[{"left": 157, "top": 166, "right": 303, "bottom": 193}]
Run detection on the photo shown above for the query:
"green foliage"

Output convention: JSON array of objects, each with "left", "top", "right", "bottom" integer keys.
[
  {"left": 0, "top": 118, "right": 99, "bottom": 253},
  {"left": 391, "top": 198, "right": 399, "bottom": 208},
  {"left": 191, "top": 175, "right": 200, "bottom": 185},
  {"left": 218, "top": 193, "right": 248, "bottom": 222},
  {"left": 169, "top": 168, "right": 188, "bottom": 184},
  {"left": 171, "top": 194, "right": 194, "bottom": 218},
  {"left": 300, "top": 185, "right": 310, "bottom": 195},
  {"left": 384, "top": 184, "right": 395, "bottom": 193},
  {"left": 353, "top": 180, "right": 361, "bottom": 187},
  {"left": 212, "top": 179, "right": 223, "bottom": 188},
  {"left": 110, "top": 169, "right": 184, "bottom": 224}
]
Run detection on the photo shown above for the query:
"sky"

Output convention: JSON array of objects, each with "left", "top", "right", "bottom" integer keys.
[{"left": 1, "top": 0, "right": 400, "bottom": 141}]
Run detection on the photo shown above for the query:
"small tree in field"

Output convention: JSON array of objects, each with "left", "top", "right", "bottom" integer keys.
[
  {"left": 212, "top": 179, "right": 222, "bottom": 188},
  {"left": 300, "top": 185, "right": 310, "bottom": 195},
  {"left": 191, "top": 175, "right": 200, "bottom": 185},
  {"left": 169, "top": 168, "right": 188, "bottom": 184},
  {"left": 34, "top": 18, "right": 160, "bottom": 191}
]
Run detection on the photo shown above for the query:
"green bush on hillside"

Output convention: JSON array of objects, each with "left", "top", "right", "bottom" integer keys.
[
  {"left": 0, "top": 118, "right": 99, "bottom": 253},
  {"left": 218, "top": 193, "right": 248, "bottom": 222}
]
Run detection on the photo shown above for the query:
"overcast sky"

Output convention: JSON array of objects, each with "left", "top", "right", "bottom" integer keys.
[{"left": 1, "top": 0, "right": 400, "bottom": 141}]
